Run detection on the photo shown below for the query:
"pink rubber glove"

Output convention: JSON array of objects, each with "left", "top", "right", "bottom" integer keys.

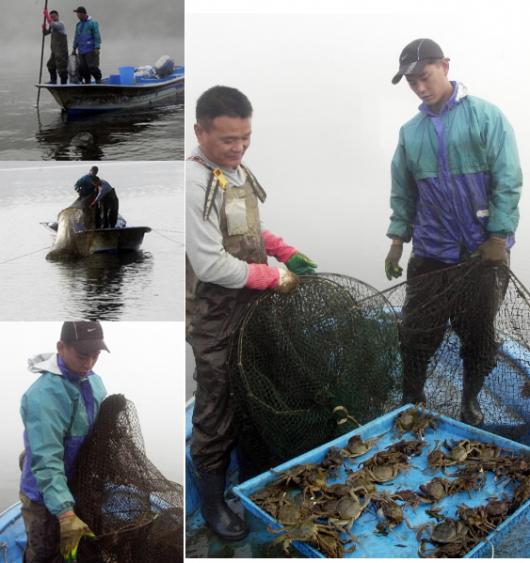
[
  {"left": 245, "top": 263, "right": 280, "bottom": 290},
  {"left": 43, "top": 9, "right": 52, "bottom": 23},
  {"left": 245, "top": 264, "right": 299, "bottom": 293},
  {"left": 262, "top": 230, "right": 297, "bottom": 263}
]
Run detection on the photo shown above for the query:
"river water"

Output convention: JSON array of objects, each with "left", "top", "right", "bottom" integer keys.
[{"left": 0, "top": 161, "right": 184, "bottom": 321}]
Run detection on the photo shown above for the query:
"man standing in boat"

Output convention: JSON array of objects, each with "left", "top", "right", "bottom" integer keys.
[
  {"left": 88, "top": 167, "right": 120, "bottom": 229},
  {"left": 42, "top": 9, "right": 69, "bottom": 85},
  {"left": 19, "top": 321, "right": 108, "bottom": 562},
  {"left": 385, "top": 39, "right": 522, "bottom": 425},
  {"left": 72, "top": 6, "right": 102, "bottom": 85},
  {"left": 187, "top": 85, "right": 317, "bottom": 541}
]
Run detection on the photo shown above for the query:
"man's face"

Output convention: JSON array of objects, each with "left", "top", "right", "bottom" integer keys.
[
  {"left": 195, "top": 116, "right": 252, "bottom": 170},
  {"left": 76, "top": 11, "right": 87, "bottom": 21},
  {"left": 50, "top": 12, "right": 59, "bottom": 22},
  {"left": 58, "top": 342, "right": 100, "bottom": 376},
  {"left": 405, "top": 60, "right": 452, "bottom": 111}
]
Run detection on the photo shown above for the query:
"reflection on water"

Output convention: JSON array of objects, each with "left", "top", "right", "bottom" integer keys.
[
  {"left": 52, "top": 251, "right": 154, "bottom": 321},
  {"left": 0, "top": 71, "right": 184, "bottom": 160}
]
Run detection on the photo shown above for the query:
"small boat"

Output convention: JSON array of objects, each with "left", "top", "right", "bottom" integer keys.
[
  {"left": 42, "top": 221, "right": 151, "bottom": 255},
  {"left": 36, "top": 66, "right": 184, "bottom": 117}
]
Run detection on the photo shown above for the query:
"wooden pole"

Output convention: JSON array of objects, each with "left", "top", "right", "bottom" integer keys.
[{"left": 36, "top": 0, "right": 49, "bottom": 108}]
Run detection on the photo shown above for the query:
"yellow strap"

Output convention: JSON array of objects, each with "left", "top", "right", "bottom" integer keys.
[{"left": 212, "top": 168, "right": 228, "bottom": 190}]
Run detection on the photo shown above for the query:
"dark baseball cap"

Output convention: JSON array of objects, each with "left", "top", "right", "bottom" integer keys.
[
  {"left": 61, "top": 321, "right": 110, "bottom": 354},
  {"left": 73, "top": 6, "right": 87, "bottom": 13},
  {"left": 392, "top": 38, "right": 446, "bottom": 84}
]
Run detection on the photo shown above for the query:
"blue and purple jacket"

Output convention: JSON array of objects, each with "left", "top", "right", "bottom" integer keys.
[
  {"left": 387, "top": 82, "right": 522, "bottom": 263},
  {"left": 20, "top": 353, "right": 106, "bottom": 515}
]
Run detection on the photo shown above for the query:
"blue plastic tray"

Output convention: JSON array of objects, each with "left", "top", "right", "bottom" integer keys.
[{"left": 234, "top": 404, "right": 530, "bottom": 558}]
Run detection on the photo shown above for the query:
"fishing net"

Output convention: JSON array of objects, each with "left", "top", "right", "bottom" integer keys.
[
  {"left": 70, "top": 394, "right": 183, "bottom": 562},
  {"left": 231, "top": 264, "right": 530, "bottom": 476},
  {"left": 382, "top": 261, "right": 530, "bottom": 444},
  {"left": 230, "top": 274, "right": 402, "bottom": 475},
  {"left": 46, "top": 196, "right": 96, "bottom": 259}
]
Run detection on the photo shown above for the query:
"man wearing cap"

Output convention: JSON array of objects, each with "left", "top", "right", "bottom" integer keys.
[
  {"left": 386, "top": 38, "right": 522, "bottom": 424},
  {"left": 19, "top": 321, "right": 108, "bottom": 562},
  {"left": 72, "top": 6, "right": 102, "bottom": 84},
  {"left": 187, "top": 85, "right": 317, "bottom": 541},
  {"left": 42, "top": 9, "right": 69, "bottom": 85}
]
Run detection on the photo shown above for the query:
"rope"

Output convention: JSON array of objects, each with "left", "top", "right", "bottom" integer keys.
[
  {"left": 0, "top": 246, "right": 50, "bottom": 265},
  {"left": 151, "top": 229, "right": 182, "bottom": 245}
]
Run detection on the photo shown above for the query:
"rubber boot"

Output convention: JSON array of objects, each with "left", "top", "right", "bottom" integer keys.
[
  {"left": 59, "top": 72, "right": 68, "bottom": 85},
  {"left": 196, "top": 470, "right": 249, "bottom": 541},
  {"left": 461, "top": 369, "right": 485, "bottom": 426},
  {"left": 401, "top": 353, "right": 428, "bottom": 405},
  {"left": 47, "top": 69, "right": 57, "bottom": 84}
]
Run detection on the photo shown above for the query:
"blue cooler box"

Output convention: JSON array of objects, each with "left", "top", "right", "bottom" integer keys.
[
  {"left": 118, "top": 66, "right": 135, "bottom": 85},
  {"left": 234, "top": 404, "right": 530, "bottom": 558}
]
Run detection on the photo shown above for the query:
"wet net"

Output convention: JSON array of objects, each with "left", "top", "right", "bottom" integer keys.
[
  {"left": 230, "top": 274, "right": 402, "bottom": 475},
  {"left": 46, "top": 196, "right": 96, "bottom": 259},
  {"left": 70, "top": 394, "right": 183, "bottom": 562},
  {"left": 231, "top": 265, "right": 530, "bottom": 476}
]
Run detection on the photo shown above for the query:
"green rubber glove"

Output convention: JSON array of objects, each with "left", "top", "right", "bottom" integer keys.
[
  {"left": 286, "top": 252, "right": 317, "bottom": 275},
  {"left": 59, "top": 512, "right": 95, "bottom": 561},
  {"left": 385, "top": 241, "right": 403, "bottom": 280}
]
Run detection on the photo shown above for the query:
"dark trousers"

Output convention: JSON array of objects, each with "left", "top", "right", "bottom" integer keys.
[
  {"left": 188, "top": 284, "right": 257, "bottom": 472},
  {"left": 400, "top": 256, "right": 509, "bottom": 394},
  {"left": 46, "top": 51, "right": 68, "bottom": 84},
  {"left": 96, "top": 190, "right": 119, "bottom": 228},
  {"left": 78, "top": 51, "right": 101, "bottom": 84},
  {"left": 19, "top": 492, "right": 62, "bottom": 563}
]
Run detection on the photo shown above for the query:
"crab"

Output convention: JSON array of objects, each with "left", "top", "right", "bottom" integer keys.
[
  {"left": 418, "top": 519, "right": 475, "bottom": 558},
  {"left": 392, "top": 489, "right": 423, "bottom": 510},
  {"left": 271, "top": 518, "right": 356, "bottom": 558},
  {"left": 394, "top": 406, "right": 437, "bottom": 437},
  {"left": 373, "top": 492, "right": 405, "bottom": 531},
  {"left": 513, "top": 475, "right": 530, "bottom": 507},
  {"left": 419, "top": 477, "right": 452, "bottom": 503},
  {"left": 444, "top": 439, "right": 476, "bottom": 464},
  {"left": 387, "top": 438, "right": 426, "bottom": 457},
  {"left": 341, "top": 434, "right": 381, "bottom": 459},
  {"left": 362, "top": 463, "right": 402, "bottom": 484},
  {"left": 315, "top": 487, "right": 371, "bottom": 530},
  {"left": 320, "top": 446, "right": 345, "bottom": 472},
  {"left": 272, "top": 463, "right": 328, "bottom": 499}
]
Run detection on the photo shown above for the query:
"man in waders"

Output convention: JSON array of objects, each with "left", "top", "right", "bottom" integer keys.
[
  {"left": 72, "top": 6, "right": 101, "bottom": 84},
  {"left": 42, "top": 9, "right": 69, "bottom": 85},
  {"left": 19, "top": 321, "right": 109, "bottom": 562},
  {"left": 385, "top": 38, "right": 522, "bottom": 425},
  {"left": 187, "top": 85, "right": 317, "bottom": 540}
]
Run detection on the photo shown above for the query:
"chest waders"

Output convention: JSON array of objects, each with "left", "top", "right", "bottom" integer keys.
[
  {"left": 186, "top": 157, "right": 267, "bottom": 540},
  {"left": 47, "top": 30, "right": 68, "bottom": 83}
]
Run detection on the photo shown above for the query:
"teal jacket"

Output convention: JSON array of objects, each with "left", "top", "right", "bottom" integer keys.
[
  {"left": 20, "top": 354, "right": 106, "bottom": 515},
  {"left": 388, "top": 82, "right": 522, "bottom": 263},
  {"left": 73, "top": 17, "right": 101, "bottom": 55}
]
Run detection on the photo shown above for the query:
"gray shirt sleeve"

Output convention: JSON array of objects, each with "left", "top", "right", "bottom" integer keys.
[
  {"left": 50, "top": 21, "right": 67, "bottom": 35},
  {"left": 186, "top": 160, "right": 249, "bottom": 288}
]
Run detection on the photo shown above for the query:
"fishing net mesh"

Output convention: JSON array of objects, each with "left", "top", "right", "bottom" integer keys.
[
  {"left": 230, "top": 265, "right": 530, "bottom": 475},
  {"left": 70, "top": 394, "right": 183, "bottom": 562},
  {"left": 47, "top": 197, "right": 96, "bottom": 259}
]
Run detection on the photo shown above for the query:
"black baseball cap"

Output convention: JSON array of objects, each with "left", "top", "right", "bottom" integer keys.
[
  {"left": 73, "top": 6, "right": 87, "bottom": 14},
  {"left": 392, "top": 38, "right": 446, "bottom": 84},
  {"left": 61, "top": 321, "right": 110, "bottom": 354}
]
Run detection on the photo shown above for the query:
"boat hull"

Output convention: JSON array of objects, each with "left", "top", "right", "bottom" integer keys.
[
  {"left": 42, "top": 223, "right": 151, "bottom": 255},
  {"left": 36, "top": 75, "right": 184, "bottom": 116}
]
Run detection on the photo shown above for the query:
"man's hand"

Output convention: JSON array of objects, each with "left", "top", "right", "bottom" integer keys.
[
  {"left": 385, "top": 240, "right": 404, "bottom": 280},
  {"left": 59, "top": 512, "right": 95, "bottom": 561},
  {"left": 477, "top": 236, "right": 508, "bottom": 265},
  {"left": 286, "top": 252, "right": 317, "bottom": 275},
  {"left": 276, "top": 268, "right": 299, "bottom": 294}
]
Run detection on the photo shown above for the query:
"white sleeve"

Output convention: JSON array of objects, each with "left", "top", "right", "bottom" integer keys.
[{"left": 186, "top": 162, "right": 249, "bottom": 288}]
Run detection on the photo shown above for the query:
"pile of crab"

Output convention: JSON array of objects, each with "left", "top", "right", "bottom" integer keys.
[{"left": 250, "top": 406, "right": 530, "bottom": 558}]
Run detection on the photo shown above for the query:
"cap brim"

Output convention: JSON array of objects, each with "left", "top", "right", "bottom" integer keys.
[
  {"left": 72, "top": 340, "right": 110, "bottom": 354},
  {"left": 391, "top": 60, "right": 429, "bottom": 85}
]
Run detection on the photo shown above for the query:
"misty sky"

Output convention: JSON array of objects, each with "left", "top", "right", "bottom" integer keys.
[{"left": 1, "top": 0, "right": 183, "bottom": 71}]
